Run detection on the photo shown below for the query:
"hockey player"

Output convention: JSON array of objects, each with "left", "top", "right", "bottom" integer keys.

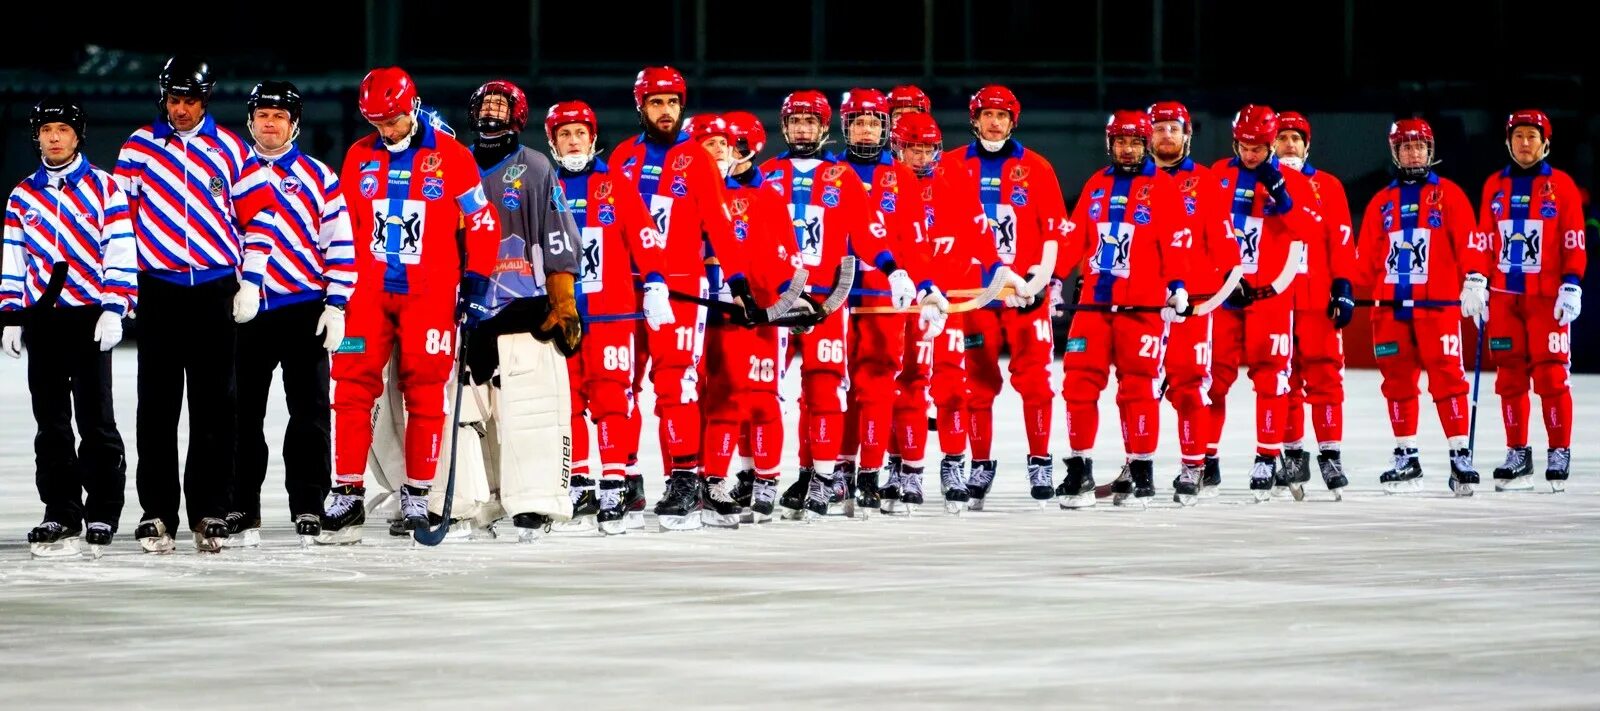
[
  {"left": 1478, "top": 109, "right": 1586, "bottom": 492},
  {"left": 318, "top": 66, "right": 501, "bottom": 543},
  {"left": 938, "top": 85, "right": 1063, "bottom": 508},
  {"left": 1355, "top": 118, "right": 1485, "bottom": 495},
  {"left": 886, "top": 85, "right": 932, "bottom": 128},
  {"left": 1271, "top": 111, "right": 1357, "bottom": 499},
  {"left": 227, "top": 81, "right": 355, "bottom": 547},
  {"left": 763, "top": 89, "right": 924, "bottom": 520},
  {"left": 1146, "top": 100, "right": 1243, "bottom": 501},
  {"left": 1054, "top": 111, "right": 1191, "bottom": 509},
  {"left": 547, "top": 100, "right": 667, "bottom": 534},
  {"left": 1205, "top": 104, "right": 1325, "bottom": 501},
  {"left": 3, "top": 97, "right": 134, "bottom": 557},
  {"left": 113, "top": 56, "right": 290, "bottom": 552}
]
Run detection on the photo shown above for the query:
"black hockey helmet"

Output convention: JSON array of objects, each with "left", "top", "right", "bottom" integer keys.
[
  {"left": 159, "top": 56, "right": 215, "bottom": 102},
  {"left": 248, "top": 80, "right": 303, "bottom": 123},
  {"left": 30, "top": 95, "right": 86, "bottom": 143}
]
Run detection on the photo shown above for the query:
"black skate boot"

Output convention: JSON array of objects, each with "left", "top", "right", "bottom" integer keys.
[
  {"left": 222, "top": 511, "right": 261, "bottom": 549},
  {"left": 780, "top": 466, "right": 816, "bottom": 520},
  {"left": 623, "top": 472, "right": 648, "bottom": 529},
  {"left": 702, "top": 476, "right": 742, "bottom": 529},
  {"left": 1318, "top": 450, "right": 1348, "bottom": 501},
  {"left": 732, "top": 470, "right": 756, "bottom": 510},
  {"left": 939, "top": 455, "right": 970, "bottom": 514},
  {"left": 854, "top": 468, "right": 881, "bottom": 517},
  {"left": 293, "top": 514, "right": 320, "bottom": 548},
  {"left": 194, "top": 517, "right": 228, "bottom": 553},
  {"left": 135, "top": 518, "right": 176, "bottom": 554},
  {"left": 316, "top": 484, "right": 366, "bottom": 545},
  {"left": 596, "top": 478, "right": 628, "bottom": 535},
  {"left": 1201, "top": 455, "right": 1222, "bottom": 498},
  {"left": 828, "top": 461, "right": 854, "bottom": 516},
  {"left": 28, "top": 520, "right": 83, "bottom": 559},
  {"left": 1128, "top": 459, "right": 1156, "bottom": 506},
  {"left": 803, "top": 469, "right": 832, "bottom": 521},
  {"left": 1057, "top": 456, "right": 1096, "bottom": 509},
  {"left": 398, "top": 485, "right": 430, "bottom": 533},
  {"left": 1027, "top": 456, "right": 1055, "bottom": 506},
  {"left": 1492, "top": 446, "right": 1534, "bottom": 492},
  {"left": 1546, "top": 447, "right": 1570, "bottom": 493},
  {"left": 1173, "top": 462, "right": 1203, "bottom": 506},
  {"left": 84, "top": 522, "right": 112, "bottom": 559},
  {"left": 654, "top": 470, "right": 704, "bottom": 531},
  {"left": 1248, "top": 454, "right": 1278, "bottom": 502},
  {"left": 554, "top": 475, "right": 599, "bottom": 534},
  {"left": 966, "top": 459, "right": 997, "bottom": 511},
  {"left": 747, "top": 477, "right": 780, "bottom": 523},
  {"left": 1279, "top": 448, "right": 1312, "bottom": 501},
  {"left": 1380, "top": 447, "right": 1423, "bottom": 494},
  {"left": 1449, "top": 448, "right": 1480, "bottom": 497},
  {"left": 513, "top": 512, "right": 551, "bottom": 542}
]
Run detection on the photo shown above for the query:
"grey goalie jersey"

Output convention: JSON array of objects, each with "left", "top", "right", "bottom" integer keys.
[{"left": 479, "top": 145, "right": 581, "bottom": 316}]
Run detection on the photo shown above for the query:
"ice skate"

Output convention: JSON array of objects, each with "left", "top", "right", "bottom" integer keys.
[
  {"left": 28, "top": 520, "right": 82, "bottom": 559},
  {"left": 1448, "top": 449, "right": 1479, "bottom": 497},
  {"left": 1110, "top": 463, "right": 1134, "bottom": 506},
  {"left": 553, "top": 475, "right": 599, "bottom": 534},
  {"left": 828, "top": 461, "right": 855, "bottom": 516},
  {"left": 194, "top": 517, "right": 227, "bottom": 553},
  {"left": 1056, "top": 456, "right": 1096, "bottom": 509},
  {"left": 1172, "top": 463, "right": 1203, "bottom": 507},
  {"left": 315, "top": 484, "right": 366, "bottom": 545},
  {"left": 1200, "top": 455, "right": 1222, "bottom": 498},
  {"left": 1318, "top": 451, "right": 1347, "bottom": 501},
  {"left": 702, "top": 477, "right": 742, "bottom": 529},
  {"left": 1492, "top": 446, "right": 1534, "bottom": 492},
  {"left": 654, "top": 470, "right": 704, "bottom": 531},
  {"left": 853, "top": 468, "right": 881, "bottom": 518},
  {"left": 294, "top": 514, "right": 320, "bottom": 548},
  {"left": 596, "top": 478, "right": 628, "bottom": 535},
  {"left": 780, "top": 466, "right": 815, "bottom": 520},
  {"left": 1546, "top": 447, "right": 1570, "bottom": 493},
  {"left": 397, "top": 485, "right": 430, "bottom": 533},
  {"left": 513, "top": 513, "right": 551, "bottom": 542},
  {"left": 623, "top": 473, "right": 648, "bottom": 530},
  {"left": 135, "top": 518, "right": 176, "bottom": 554},
  {"left": 1380, "top": 448, "right": 1423, "bottom": 494},
  {"left": 898, "top": 465, "right": 925, "bottom": 515},
  {"left": 1279, "top": 448, "right": 1312, "bottom": 501},
  {"left": 732, "top": 470, "right": 756, "bottom": 511},
  {"left": 878, "top": 466, "right": 905, "bottom": 515},
  {"left": 85, "top": 523, "right": 112, "bottom": 559},
  {"left": 746, "top": 477, "right": 779, "bottom": 524},
  {"left": 802, "top": 470, "right": 831, "bottom": 521},
  {"left": 1027, "top": 456, "right": 1055, "bottom": 508},
  {"left": 1127, "top": 460, "right": 1155, "bottom": 508},
  {"left": 221, "top": 512, "right": 261, "bottom": 549},
  {"left": 965, "top": 458, "right": 995, "bottom": 511},
  {"left": 1248, "top": 454, "right": 1278, "bottom": 502},
  {"left": 939, "top": 455, "right": 969, "bottom": 515}
]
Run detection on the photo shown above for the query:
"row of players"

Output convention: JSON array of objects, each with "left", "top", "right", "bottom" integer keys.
[{"left": 6, "top": 60, "right": 1584, "bottom": 556}]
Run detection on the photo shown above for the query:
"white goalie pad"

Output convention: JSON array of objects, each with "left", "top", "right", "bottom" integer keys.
[
  {"left": 494, "top": 333, "right": 574, "bottom": 521},
  {"left": 428, "top": 378, "right": 502, "bottom": 527}
]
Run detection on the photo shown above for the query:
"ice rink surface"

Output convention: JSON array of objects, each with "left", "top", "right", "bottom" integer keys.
[{"left": 1, "top": 348, "right": 1596, "bottom": 709}]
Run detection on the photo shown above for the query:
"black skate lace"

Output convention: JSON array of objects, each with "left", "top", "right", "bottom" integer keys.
[{"left": 1548, "top": 448, "right": 1570, "bottom": 473}]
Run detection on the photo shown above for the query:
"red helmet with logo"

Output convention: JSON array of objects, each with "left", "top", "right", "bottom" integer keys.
[
  {"left": 1105, "top": 110, "right": 1153, "bottom": 153},
  {"left": 358, "top": 67, "right": 417, "bottom": 122},
  {"left": 1276, "top": 111, "right": 1311, "bottom": 143},
  {"left": 892, "top": 110, "right": 943, "bottom": 149},
  {"left": 1506, "top": 109, "right": 1551, "bottom": 141},
  {"left": 887, "top": 85, "right": 931, "bottom": 114},
  {"left": 1387, "top": 117, "right": 1435, "bottom": 178},
  {"left": 1231, "top": 104, "right": 1278, "bottom": 145},
  {"left": 781, "top": 89, "right": 832, "bottom": 126},
  {"left": 469, "top": 79, "right": 528, "bottom": 134},
  {"left": 688, "top": 113, "right": 730, "bottom": 143},
  {"left": 544, "top": 100, "right": 598, "bottom": 145},
  {"left": 841, "top": 88, "right": 889, "bottom": 159},
  {"left": 722, "top": 110, "right": 767, "bottom": 158},
  {"left": 969, "top": 85, "right": 1020, "bottom": 125},
  {"left": 633, "top": 66, "right": 686, "bottom": 112},
  {"left": 1146, "top": 100, "right": 1191, "bottom": 133}
]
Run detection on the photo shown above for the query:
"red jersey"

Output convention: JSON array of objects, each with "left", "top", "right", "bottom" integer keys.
[
  {"left": 1354, "top": 172, "right": 1478, "bottom": 304},
  {"left": 1285, "top": 163, "right": 1356, "bottom": 309},
  {"left": 845, "top": 154, "right": 931, "bottom": 306},
  {"left": 340, "top": 120, "right": 497, "bottom": 295},
  {"left": 757, "top": 154, "right": 895, "bottom": 291},
  {"left": 723, "top": 171, "right": 805, "bottom": 301},
  {"left": 607, "top": 133, "right": 746, "bottom": 280},
  {"left": 1208, "top": 157, "right": 1324, "bottom": 292},
  {"left": 558, "top": 161, "right": 666, "bottom": 315},
  {"left": 1060, "top": 161, "right": 1191, "bottom": 306},
  {"left": 939, "top": 140, "right": 1070, "bottom": 278},
  {"left": 1477, "top": 162, "right": 1587, "bottom": 297},
  {"left": 921, "top": 164, "right": 1001, "bottom": 291},
  {"left": 1160, "top": 159, "right": 1241, "bottom": 296}
]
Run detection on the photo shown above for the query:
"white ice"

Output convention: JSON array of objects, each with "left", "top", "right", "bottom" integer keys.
[{"left": 1, "top": 348, "right": 1597, "bottom": 709}]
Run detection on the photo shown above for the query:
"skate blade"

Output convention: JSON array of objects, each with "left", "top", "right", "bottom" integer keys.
[
  {"left": 880, "top": 499, "right": 900, "bottom": 515},
  {"left": 194, "top": 534, "right": 224, "bottom": 553},
  {"left": 138, "top": 536, "right": 176, "bottom": 554},
  {"left": 1198, "top": 486, "right": 1221, "bottom": 499},
  {"left": 1289, "top": 483, "right": 1306, "bottom": 502},
  {"left": 943, "top": 501, "right": 967, "bottom": 516},
  {"left": 849, "top": 502, "right": 876, "bottom": 519},
  {"left": 89, "top": 544, "right": 106, "bottom": 559},
  {"left": 517, "top": 524, "right": 550, "bottom": 543},
  {"left": 1453, "top": 481, "right": 1475, "bottom": 498},
  {"left": 552, "top": 516, "right": 598, "bottom": 534},
  {"left": 826, "top": 501, "right": 849, "bottom": 516},
  {"left": 30, "top": 537, "right": 83, "bottom": 559},
  {"left": 1550, "top": 480, "right": 1567, "bottom": 493},
  {"left": 1250, "top": 489, "right": 1273, "bottom": 503},
  {"left": 1059, "top": 494, "right": 1096, "bottom": 509},
  {"left": 1495, "top": 475, "right": 1534, "bottom": 492},
  {"left": 222, "top": 529, "right": 261, "bottom": 549},
  {"left": 1382, "top": 479, "right": 1424, "bottom": 495},
  {"left": 299, "top": 536, "right": 314, "bottom": 549},
  {"left": 599, "top": 519, "right": 628, "bottom": 536},
  {"left": 780, "top": 506, "right": 807, "bottom": 521},
  {"left": 1111, "top": 492, "right": 1131, "bottom": 506},
  {"left": 1272, "top": 485, "right": 1291, "bottom": 499},
  {"left": 702, "top": 511, "right": 741, "bottom": 529},
  {"left": 623, "top": 511, "right": 646, "bottom": 530},
  {"left": 658, "top": 512, "right": 704, "bottom": 531},
  {"left": 968, "top": 497, "right": 986, "bottom": 512},
  {"left": 1328, "top": 487, "right": 1344, "bottom": 502},
  {"left": 1174, "top": 493, "right": 1197, "bottom": 507},
  {"left": 314, "top": 526, "right": 364, "bottom": 545}
]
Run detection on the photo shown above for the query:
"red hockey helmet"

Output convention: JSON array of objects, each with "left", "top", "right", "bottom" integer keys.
[
  {"left": 887, "top": 85, "right": 932, "bottom": 114},
  {"left": 722, "top": 110, "right": 768, "bottom": 159},
  {"left": 358, "top": 67, "right": 418, "bottom": 122},
  {"left": 688, "top": 113, "right": 730, "bottom": 143},
  {"left": 1105, "top": 110, "right": 1153, "bottom": 153},
  {"left": 969, "top": 85, "right": 1020, "bottom": 125},
  {"left": 469, "top": 79, "right": 528, "bottom": 134},
  {"left": 1146, "top": 100, "right": 1191, "bottom": 133},
  {"left": 1387, "top": 117, "right": 1435, "bottom": 179},
  {"left": 1506, "top": 108, "right": 1551, "bottom": 141},
  {"left": 633, "top": 66, "right": 686, "bottom": 112},
  {"left": 781, "top": 89, "right": 832, "bottom": 126},
  {"left": 841, "top": 88, "right": 889, "bottom": 159},
  {"left": 891, "top": 111, "right": 943, "bottom": 177},
  {"left": 1231, "top": 104, "right": 1278, "bottom": 145},
  {"left": 544, "top": 100, "right": 598, "bottom": 145},
  {"left": 1276, "top": 111, "right": 1311, "bottom": 143}
]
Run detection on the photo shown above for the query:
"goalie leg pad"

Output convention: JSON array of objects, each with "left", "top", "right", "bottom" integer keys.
[
  {"left": 428, "top": 379, "right": 497, "bottom": 525},
  {"left": 495, "top": 333, "right": 574, "bottom": 521}
]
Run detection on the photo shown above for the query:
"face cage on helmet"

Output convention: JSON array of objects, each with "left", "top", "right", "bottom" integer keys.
[
  {"left": 473, "top": 91, "right": 519, "bottom": 134},
  {"left": 842, "top": 110, "right": 890, "bottom": 160},
  {"left": 782, "top": 114, "right": 829, "bottom": 155},
  {"left": 1390, "top": 138, "right": 1436, "bottom": 178}
]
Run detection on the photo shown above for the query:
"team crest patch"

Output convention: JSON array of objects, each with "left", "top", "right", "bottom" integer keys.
[
  {"left": 360, "top": 174, "right": 379, "bottom": 198},
  {"left": 208, "top": 176, "right": 224, "bottom": 196},
  {"left": 1220, "top": 178, "right": 1230, "bottom": 188},
  {"left": 1541, "top": 201, "right": 1558, "bottom": 218},
  {"left": 1136, "top": 184, "right": 1151, "bottom": 201},
  {"left": 880, "top": 192, "right": 897, "bottom": 213},
  {"left": 1064, "top": 337, "right": 1088, "bottom": 353},
  {"left": 1089, "top": 202, "right": 1102, "bottom": 221},
  {"left": 922, "top": 186, "right": 933, "bottom": 202},
  {"left": 1490, "top": 337, "right": 1514, "bottom": 351},
  {"left": 1540, "top": 181, "right": 1555, "bottom": 197},
  {"left": 597, "top": 203, "right": 615, "bottom": 225},
  {"left": 1428, "top": 210, "right": 1442, "bottom": 228},
  {"left": 1010, "top": 165, "right": 1029, "bottom": 182},
  {"left": 595, "top": 179, "right": 612, "bottom": 200},
  {"left": 1010, "top": 186, "right": 1029, "bottom": 206},
  {"left": 670, "top": 175, "right": 689, "bottom": 198},
  {"left": 422, "top": 176, "right": 445, "bottom": 200},
  {"left": 420, "top": 153, "right": 442, "bottom": 173},
  {"left": 1180, "top": 177, "right": 1198, "bottom": 193},
  {"left": 503, "top": 163, "right": 527, "bottom": 183},
  {"left": 1133, "top": 204, "right": 1152, "bottom": 225},
  {"left": 280, "top": 175, "right": 302, "bottom": 196},
  {"left": 881, "top": 171, "right": 897, "bottom": 188},
  {"left": 335, "top": 336, "right": 366, "bottom": 354},
  {"left": 21, "top": 209, "right": 40, "bottom": 227},
  {"left": 821, "top": 185, "right": 841, "bottom": 207},
  {"left": 821, "top": 165, "right": 846, "bottom": 182},
  {"left": 1090, "top": 188, "right": 1105, "bottom": 199},
  {"left": 731, "top": 198, "right": 749, "bottom": 216},
  {"left": 1183, "top": 196, "right": 1197, "bottom": 216},
  {"left": 503, "top": 187, "right": 521, "bottom": 209},
  {"left": 1426, "top": 188, "right": 1442, "bottom": 205},
  {"left": 1374, "top": 342, "right": 1400, "bottom": 357},
  {"left": 672, "top": 154, "right": 693, "bottom": 172}
]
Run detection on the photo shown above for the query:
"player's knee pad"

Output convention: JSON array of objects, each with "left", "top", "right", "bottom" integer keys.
[
  {"left": 1494, "top": 363, "right": 1532, "bottom": 396},
  {"left": 1249, "top": 367, "right": 1290, "bottom": 398},
  {"left": 930, "top": 377, "right": 966, "bottom": 412},
  {"left": 1115, "top": 375, "right": 1160, "bottom": 406},
  {"left": 801, "top": 373, "right": 847, "bottom": 415},
  {"left": 1531, "top": 362, "right": 1570, "bottom": 397},
  {"left": 1302, "top": 361, "right": 1344, "bottom": 405},
  {"left": 1062, "top": 367, "right": 1110, "bottom": 400}
]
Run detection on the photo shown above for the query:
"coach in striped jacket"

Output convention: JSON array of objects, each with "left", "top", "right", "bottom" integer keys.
[
  {"left": 111, "top": 56, "right": 291, "bottom": 552},
  {"left": 2, "top": 97, "right": 135, "bottom": 549}
]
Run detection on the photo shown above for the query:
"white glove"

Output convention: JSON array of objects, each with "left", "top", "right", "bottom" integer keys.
[
  {"left": 888, "top": 269, "right": 916, "bottom": 310},
  {"left": 1554, "top": 282, "right": 1582, "bottom": 327},
  {"left": 1162, "top": 287, "right": 1190, "bottom": 324},
  {"left": 315, "top": 305, "right": 346, "bottom": 352},
  {"left": 93, "top": 310, "right": 123, "bottom": 351},
  {"left": 1460, "top": 273, "right": 1489, "bottom": 322},
  {"left": 918, "top": 286, "right": 949, "bottom": 340},
  {"left": 1003, "top": 270, "right": 1035, "bottom": 308},
  {"left": 232, "top": 281, "right": 261, "bottom": 324},
  {"left": 2, "top": 326, "right": 21, "bottom": 358},
  {"left": 641, "top": 281, "right": 675, "bottom": 331}
]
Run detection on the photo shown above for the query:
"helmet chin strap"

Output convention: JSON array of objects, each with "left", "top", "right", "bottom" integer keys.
[
  {"left": 552, "top": 141, "right": 597, "bottom": 173},
  {"left": 384, "top": 101, "right": 422, "bottom": 153},
  {"left": 1278, "top": 155, "right": 1304, "bottom": 170}
]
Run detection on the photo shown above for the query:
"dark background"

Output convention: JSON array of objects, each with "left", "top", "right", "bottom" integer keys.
[{"left": 2, "top": 0, "right": 1594, "bottom": 368}]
